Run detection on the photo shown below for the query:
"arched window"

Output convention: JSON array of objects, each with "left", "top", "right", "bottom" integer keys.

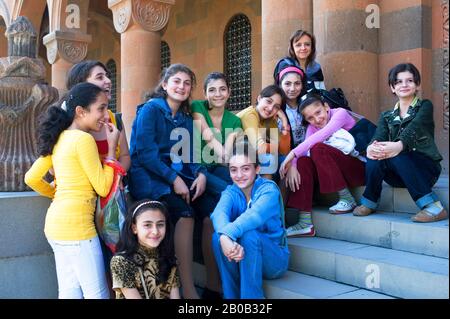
[
  {"left": 224, "top": 14, "right": 252, "bottom": 111},
  {"left": 161, "top": 41, "right": 170, "bottom": 71},
  {"left": 106, "top": 59, "right": 117, "bottom": 113}
]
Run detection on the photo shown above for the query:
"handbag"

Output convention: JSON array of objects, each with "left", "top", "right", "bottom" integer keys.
[{"left": 95, "top": 160, "right": 127, "bottom": 254}]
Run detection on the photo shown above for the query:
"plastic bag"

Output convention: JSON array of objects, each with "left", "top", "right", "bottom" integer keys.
[{"left": 95, "top": 161, "right": 127, "bottom": 254}]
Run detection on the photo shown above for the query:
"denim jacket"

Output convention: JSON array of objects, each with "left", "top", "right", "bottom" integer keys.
[
  {"left": 371, "top": 98, "right": 442, "bottom": 162},
  {"left": 211, "top": 176, "right": 287, "bottom": 247},
  {"left": 128, "top": 98, "right": 206, "bottom": 200}
]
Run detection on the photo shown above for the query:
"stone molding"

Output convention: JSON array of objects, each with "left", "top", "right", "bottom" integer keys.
[
  {"left": 43, "top": 31, "right": 92, "bottom": 64},
  {"left": 109, "top": 0, "right": 174, "bottom": 34},
  {"left": 443, "top": 0, "right": 449, "bottom": 131}
]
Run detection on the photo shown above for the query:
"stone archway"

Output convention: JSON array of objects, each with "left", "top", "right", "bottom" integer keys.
[{"left": 10, "top": 0, "right": 46, "bottom": 34}]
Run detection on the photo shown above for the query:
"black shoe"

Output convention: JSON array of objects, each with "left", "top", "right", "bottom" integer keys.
[{"left": 201, "top": 288, "right": 222, "bottom": 300}]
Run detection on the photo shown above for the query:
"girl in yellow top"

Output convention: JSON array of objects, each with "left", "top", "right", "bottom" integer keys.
[
  {"left": 25, "top": 82, "right": 120, "bottom": 299},
  {"left": 237, "top": 85, "right": 290, "bottom": 178}
]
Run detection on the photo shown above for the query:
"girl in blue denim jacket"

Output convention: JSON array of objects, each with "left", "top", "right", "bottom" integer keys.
[
  {"left": 128, "top": 64, "right": 220, "bottom": 299},
  {"left": 211, "top": 137, "right": 290, "bottom": 299}
]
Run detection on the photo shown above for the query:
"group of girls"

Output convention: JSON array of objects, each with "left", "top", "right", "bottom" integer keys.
[{"left": 25, "top": 26, "right": 446, "bottom": 300}]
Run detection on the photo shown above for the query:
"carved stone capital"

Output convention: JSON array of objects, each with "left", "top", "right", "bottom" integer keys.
[
  {"left": 43, "top": 31, "right": 92, "bottom": 65},
  {"left": 109, "top": 0, "right": 174, "bottom": 34}
]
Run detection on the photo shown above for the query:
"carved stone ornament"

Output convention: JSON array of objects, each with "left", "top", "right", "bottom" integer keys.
[
  {"left": 132, "top": 0, "right": 172, "bottom": 32},
  {"left": 110, "top": 0, "right": 132, "bottom": 33},
  {"left": 109, "top": 0, "right": 173, "bottom": 33},
  {"left": 0, "top": 17, "right": 58, "bottom": 191},
  {"left": 443, "top": 0, "right": 449, "bottom": 131},
  {"left": 43, "top": 31, "right": 91, "bottom": 64}
]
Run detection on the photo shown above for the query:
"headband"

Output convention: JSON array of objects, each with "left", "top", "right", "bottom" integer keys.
[
  {"left": 278, "top": 66, "right": 304, "bottom": 82},
  {"left": 132, "top": 200, "right": 164, "bottom": 217}
]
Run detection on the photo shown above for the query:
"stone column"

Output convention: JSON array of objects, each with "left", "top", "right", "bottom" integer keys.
[
  {"left": 43, "top": 31, "right": 91, "bottom": 94},
  {"left": 314, "top": 0, "right": 379, "bottom": 122},
  {"left": 261, "top": 0, "right": 313, "bottom": 87},
  {"left": 109, "top": 0, "right": 174, "bottom": 138}
]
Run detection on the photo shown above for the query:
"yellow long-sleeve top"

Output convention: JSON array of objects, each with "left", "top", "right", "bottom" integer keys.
[
  {"left": 25, "top": 130, "right": 114, "bottom": 241},
  {"left": 237, "top": 106, "right": 290, "bottom": 155}
]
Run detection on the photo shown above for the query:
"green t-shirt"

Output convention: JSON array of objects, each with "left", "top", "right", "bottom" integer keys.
[{"left": 191, "top": 100, "right": 242, "bottom": 165}]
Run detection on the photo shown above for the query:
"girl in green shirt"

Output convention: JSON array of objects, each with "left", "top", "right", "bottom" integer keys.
[{"left": 191, "top": 72, "right": 243, "bottom": 196}]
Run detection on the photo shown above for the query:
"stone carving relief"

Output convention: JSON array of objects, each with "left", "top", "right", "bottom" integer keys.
[
  {"left": 0, "top": 17, "right": 58, "bottom": 191},
  {"left": 111, "top": 0, "right": 132, "bottom": 33},
  {"left": 110, "top": 0, "right": 173, "bottom": 33},
  {"left": 44, "top": 32, "right": 90, "bottom": 65},
  {"left": 443, "top": 0, "right": 449, "bottom": 131},
  {"left": 133, "top": 0, "right": 171, "bottom": 32}
]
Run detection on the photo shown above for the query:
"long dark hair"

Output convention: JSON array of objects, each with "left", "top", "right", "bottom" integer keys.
[
  {"left": 144, "top": 63, "right": 196, "bottom": 115},
  {"left": 37, "top": 82, "right": 104, "bottom": 156},
  {"left": 116, "top": 199, "right": 177, "bottom": 285},
  {"left": 288, "top": 29, "right": 316, "bottom": 70},
  {"left": 66, "top": 60, "right": 108, "bottom": 90},
  {"left": 203, "top": 72, "right": 230, "bottom": 110}
]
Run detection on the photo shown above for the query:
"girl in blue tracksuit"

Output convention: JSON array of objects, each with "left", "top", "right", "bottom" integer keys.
[{"left": 211, "top": 138, "right": 290, "bottom": 299}]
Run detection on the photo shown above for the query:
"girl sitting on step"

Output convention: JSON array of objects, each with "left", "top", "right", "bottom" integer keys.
[
  {"left": 211, "top": 137, "right": 289, "bottom": 299},
  {"left": 353, "top": 63, "right": 447, "bottom": 223},
  {"left": 279, "top": 93, "right": 366, "bottom": 226}
]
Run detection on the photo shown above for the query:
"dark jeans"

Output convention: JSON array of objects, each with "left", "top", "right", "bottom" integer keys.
[
  {"left": 205, "top": 165, "right": 233, "bottom": 197},
  {"left": 361, "top": 151, "right": 441, "bottom": 210}
]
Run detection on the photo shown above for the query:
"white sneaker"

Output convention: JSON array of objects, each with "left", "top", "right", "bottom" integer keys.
[
  {"left": 286, "top": 222, "right": 315, "bottom": 237},
  {"left": 329, "top": 200, "right": 357, "bottom": 214}
]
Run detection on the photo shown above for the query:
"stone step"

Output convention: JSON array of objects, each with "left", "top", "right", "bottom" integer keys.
[
  {"left": 193, "top": 262, "right": 393, "bottom": 299},
  {"left": 0, "top": 192, "right": 52, "bottom": 258},
  {"left": 0, "top": 252, "right": 57, "bottom": 298},
  {"left": 288, "top": 237, "right": 449, "bottom": 299},
  {"left": 315, "top": 176, "right": 449, "bottom": 214},
  {"left": 286, "top": 208, "right": 449, "bottom": 258}
]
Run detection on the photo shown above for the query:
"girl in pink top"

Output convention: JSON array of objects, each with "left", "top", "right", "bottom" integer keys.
[{"left": 279, "top": 94, "right": 365, "bottom": 236}]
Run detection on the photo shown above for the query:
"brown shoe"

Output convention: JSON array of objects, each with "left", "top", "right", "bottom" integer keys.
[
  {"left": 353, "top": 205, "right": 375, "bottom": 217},
  {"left": 411, "top": 209, "right": 448, "bottom": 223}
]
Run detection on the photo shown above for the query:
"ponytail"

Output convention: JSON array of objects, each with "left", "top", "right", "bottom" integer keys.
[{"left": 37, "top": 82, "right": 103, "bottom": 156}]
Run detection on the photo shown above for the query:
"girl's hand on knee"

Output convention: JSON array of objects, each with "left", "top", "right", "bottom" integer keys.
[
  {"left": 279, "top": 151, "right": 294, "bottom": 179},
  {"left": 219, "top": 235, "right": 237, "bottom": 261},
  {"left": 378, "top": 141, "right": 403, "bottom": 159},
  {"left": 230, "top": 244, "right": 244, "bottom": 262},
  {"left": 173, "top": 176, "right": 190, "bottom": 203},
  {"left": 286, "top": 165, "right": 301, "bottom": 191},
  {"left": 367, "top": 141, "right": 384, "bottom": 160},
  {"left": 190, "top": 173, "right": 206, "bottom": 201}
]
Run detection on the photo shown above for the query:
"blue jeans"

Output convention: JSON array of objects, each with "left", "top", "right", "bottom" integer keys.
[
  {"left": 361, "top": 152, "right": 441, "bottom": 210},
  {"left": 212, "top": 230, "right": 290, "bottom": 299},
  {"left": 205, "top": 165, "right": 233, "bottom": 196}
]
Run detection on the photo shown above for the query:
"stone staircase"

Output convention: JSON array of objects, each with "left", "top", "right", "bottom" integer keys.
[{"left": 194, "top": 176, "right": 449, "bottom": 299}]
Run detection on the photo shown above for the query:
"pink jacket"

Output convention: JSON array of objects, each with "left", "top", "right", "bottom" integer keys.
[{"left": 291, "top": 108, "right": 356, "bottom": 166}]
